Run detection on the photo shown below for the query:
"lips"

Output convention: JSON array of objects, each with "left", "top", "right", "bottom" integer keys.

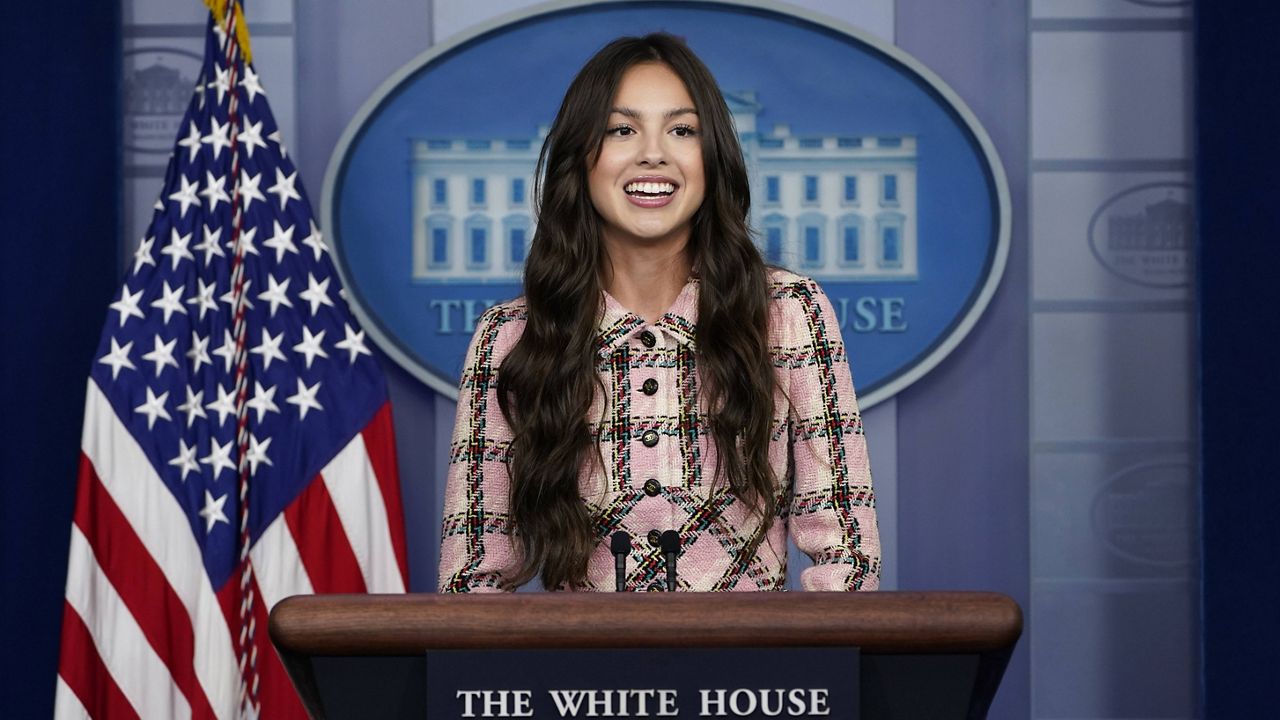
[{"left": 624, "top": 176, "right": 678, "bottom": 208}]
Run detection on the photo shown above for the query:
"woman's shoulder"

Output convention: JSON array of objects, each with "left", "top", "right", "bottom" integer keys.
[
  {"left": 765, "top": 268, "right": 832, "bottom": 304},
  {"left": 464, "top": 297, "right": 529, "bottom": 360}
]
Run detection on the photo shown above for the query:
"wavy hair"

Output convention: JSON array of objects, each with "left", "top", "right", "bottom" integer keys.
[{"left": 496, "top": 33, "right": 777, "bottom": 589}]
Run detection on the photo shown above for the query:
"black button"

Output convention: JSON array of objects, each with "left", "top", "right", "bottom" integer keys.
[
  {"left": 641, "top": 429, "right": 659, "bottom": 447},
  {"left": 647, "top": 529, "right": 662, "bottom": 547},
  {"left": 643, "top": 478, "right": 662, "bottom": 497},
  {"left": 641, "top": 378, "right": 659, "bottom": 395},
  {"left": 647, "top": 583, "right": 665, "bottom": 592},
  {"left": 639, "top": 330, "right": 657, "bottom": 348}
]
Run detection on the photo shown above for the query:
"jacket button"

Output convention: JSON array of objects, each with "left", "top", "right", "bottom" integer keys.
[
  {"left": 639, "top": 330, "right": 657, "bottom": 348},
  {"left": 647, "top": 529, "right": 662, "bottom": 547},
  {"left": 647, "top": 582, "right": 665, "bottom": 592},
  {"left": 643, "top": 478, "right": 662, "bottom": 497},
  {"left": 641, "top": 378, "right": 659, "bottom": 395},
  {"left": 640, "top": 429, "right": 659, "bottom": 447}
]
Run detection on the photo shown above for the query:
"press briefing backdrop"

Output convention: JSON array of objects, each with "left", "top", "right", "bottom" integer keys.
[{"left": 5, "top": 1, "right": 1227, "bottom": 718}]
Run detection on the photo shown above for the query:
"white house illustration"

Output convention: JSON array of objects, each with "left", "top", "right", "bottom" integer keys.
[{"left": 410, "top": 91, "right": 918, "bottom": 283}]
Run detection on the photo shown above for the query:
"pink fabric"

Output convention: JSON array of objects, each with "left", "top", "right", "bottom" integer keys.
[{"left": 438, "top": 270, "right": 880, "bottom": 592}]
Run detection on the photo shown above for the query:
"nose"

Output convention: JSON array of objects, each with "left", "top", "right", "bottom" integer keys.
[{"left": 637, "top": 131, "right": 666, "bottom": 167}]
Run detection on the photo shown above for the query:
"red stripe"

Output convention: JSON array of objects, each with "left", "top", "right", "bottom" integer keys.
[
  {"left": 361, "top": 402, "right": 409, "bottom": 584},
  {"left": 58, "top": 601, "right": 141, "bottom": 720},
  {"left": 249, "top": 571, "right": 309, "bottom": 719},
  {"left": 283, "top": 477, "right": 367, "bottom": 593},
  {"left": 72, "top": 453, "right": 220, "bottom": 720}
]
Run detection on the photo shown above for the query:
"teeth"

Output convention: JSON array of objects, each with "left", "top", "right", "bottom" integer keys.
[{"left": 625, "top": 181, "right": 676, "bottom": 194}]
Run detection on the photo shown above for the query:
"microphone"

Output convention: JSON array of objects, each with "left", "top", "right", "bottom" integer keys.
[
  {"left": 610, "top": 531, "right": 631, "bottom": 592},
  {"left": 660, "top": 530, "right": 680, "bottom": 592}
]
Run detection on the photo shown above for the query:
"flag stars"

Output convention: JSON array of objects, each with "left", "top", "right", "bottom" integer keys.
[
  {"left": 267, "top": 167, "right": 301, "bottom": 210},
  {"left": 301, "top": 220, "right": 329, "bottom": 261},
  {"left": 168, "top": 174, "right": 201, "bottom": 218},
  {"left": 186, "top": 330, "right": 212, "bottom": 373},
  {"left": 286, "top": 378, "right": 323, "bottom": 420},
  {"left": 292, "top": 326, "right": 328, "bottom": 369},
  {"left": 246, "top": 381, "right": 280, "bottom": 422},
  {"left": 201, "top": 438, "right": 236, "bottom": 481},
  {"left": 298, "top": 273, "right": 334, "bottom": 315},
  {"left": 239, "top": 116, "right": 267, "bottom": 158},
  {"left": 168, "top": 439, "right": 200, "bottom": 481},
  {"left": 202, "top": 116, "right": 233, "bottom": 160},
  {"left": 176, "top": 385, "right": 207, "bottom": 428},
  {"left": 150, "top": 280, "right": 188, "bottom": 324},
  {"left": 98, "top": 338, "right": 136, "bottom": 380},
  {"left": 246, "top": 434, "right": 274, "bottom": 475},
  {"left": 187, "top": 278, "right": 219, "bottom": 321},
  {"left": 335, "top": 323, "right": 372, "bottom": 364},
  {"left": 251, "top": 328, "right": 287, "bottom": 370},
  {"left": 239, "top": 65, "right": 266, "bottom": 103},
  {"left": 206, "top": 384, "right": 237, "bottom": 427},
  {"left": 210, "top": 65, "right": 232, "bottom": 108},
  {"left": 268, "top": 128, "right": 287, "bottom": 156},
  {"left": 258, "top": 274, "right": 294, "bottom": 317},
  {"left": 199, "top": 490, "right": 230, "bottom": 533},
  {"left": 177, "top": 121, "right": 202, "bottom": 163},
  {"left": 212, "top": 329, "right": 238, "bottom": 374},
  {"left": 239, "top": 170, "right": 265, "bottom": 212},
  {"left": 134, "top": 387, "right": 172, "bottom": 430},
  {"left": 141, "top": 335, "right": 179, "bottom": 377},
  {"left": 109, "top": 285, "right": 145, "bottom": 327},
  {"left": 194, "top": 225, "right": 225, "bottom": 265},
  {"left": 161, "top": 228, "right": 195, "bottom": 270},
  {"left": 226, "top": 225, "right": 260, "bottom": 258},
  {"left": 132, "top": 236, "right": 156, "bottom": 274},
  {"left": 263, "top": 220, "right": 298, "bottom": 263},
  {"left": 200, "top": 171, "right": 230, "bottom": 211},
  {"left": 219, "top": 278, "right": 254, "bottom": 312}
]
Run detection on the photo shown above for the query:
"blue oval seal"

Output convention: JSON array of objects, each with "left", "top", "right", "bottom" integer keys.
[{"left": 323, "top": 0, "right": 1010, "bottom": 406}]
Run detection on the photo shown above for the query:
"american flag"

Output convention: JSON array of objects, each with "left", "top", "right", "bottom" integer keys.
[{"left": 55, "top": 3, "right": 408, "bottom": 718}]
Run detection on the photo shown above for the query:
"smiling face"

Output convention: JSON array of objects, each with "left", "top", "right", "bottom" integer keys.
[{"left": 588, "top": 62, "right": 706, "bottom": 253}]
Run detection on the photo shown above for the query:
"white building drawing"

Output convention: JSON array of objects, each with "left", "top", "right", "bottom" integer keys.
[{"left": 410, "top": 92, "right": 918, "bottom": 283}]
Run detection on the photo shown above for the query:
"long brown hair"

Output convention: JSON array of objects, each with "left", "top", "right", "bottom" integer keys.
[{"left": 497, "top": 33, "right": 776, "bottom": 589}]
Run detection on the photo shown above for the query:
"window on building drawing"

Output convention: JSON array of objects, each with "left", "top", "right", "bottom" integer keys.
[{"left": 472, "top": 178, "right": 486, "bottom": 206}]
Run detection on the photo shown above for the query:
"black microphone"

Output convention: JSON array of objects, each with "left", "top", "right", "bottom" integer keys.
[
  {"left": 610, "top": 531, "right": 631, "bottom": 592},
  {"left": 660, "top": 530, "right": 680, "bottom": 592}
]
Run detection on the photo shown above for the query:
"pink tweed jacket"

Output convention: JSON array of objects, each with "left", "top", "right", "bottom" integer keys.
[{"left": 438, "top": 270, "right": 880, "bottom": 592}]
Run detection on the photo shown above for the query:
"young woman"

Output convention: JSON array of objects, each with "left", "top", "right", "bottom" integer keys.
[{"left": 438, "top": 33, "right": 879, "bottom": 592}]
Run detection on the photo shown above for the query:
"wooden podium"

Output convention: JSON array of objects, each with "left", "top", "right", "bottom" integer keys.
[{"left": 269, "top": 592, "right": 1021, "bottom": 720}]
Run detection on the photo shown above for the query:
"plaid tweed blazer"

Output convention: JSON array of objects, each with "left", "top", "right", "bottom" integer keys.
[{"left": 438, "top": 270, "right": 880, "bottom": 592}]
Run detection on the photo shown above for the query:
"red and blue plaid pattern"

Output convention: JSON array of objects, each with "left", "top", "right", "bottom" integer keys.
[{"left": 439, "top": 271, "right": 879, "bottom": 592}]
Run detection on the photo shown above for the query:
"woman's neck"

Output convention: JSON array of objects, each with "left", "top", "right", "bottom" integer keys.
[{"left": 600, "top": 238, "right": 692, "bottom": 324}]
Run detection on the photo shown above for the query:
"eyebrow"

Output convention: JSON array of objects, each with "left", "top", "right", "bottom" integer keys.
[{"left": 610, "top": 106, "right": 699, "bottom": 120}]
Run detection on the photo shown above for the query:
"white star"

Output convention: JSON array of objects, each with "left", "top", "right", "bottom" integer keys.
[
  {"left": 238, "top": 116, "right": 267, "bottom": 158},
  {"left": 202, "top": 116, "right": 232, "bottom": 160},
  {"left": 257, "top": 274, "right": 293, "bottom": 317},
  {"left": 193, "top": 225, "right": 225, "bottom": 265},
  {"left": 239, "top": 65, "right": 266, "bottom": 103},
  {"left": 286, "top": 378, "right": 324, "bottom": 420},
  {"left": 245, "top": 433, "right": 273, "bottom": 475},
  {"left": 98, "top": 337, "right": 136, "bottom": 380},
  {"left": 168, "top": 174, "right": 200, "bottom": 218},
  {"left": 168, "top": 438, "right": 200, "bottom": 481},
  {"left": 227, "top": 225, "right": 259, "bottom": 257},
  {"left": 187, "top": 277, "right": 219, "bottom": 321},
  {"left": 301, "top": 220, "right": 329, "bottom": 261},
  {"left": 134, "top": 387, "right": 172, "bottom": 430},
  {"left": 176, "top": 385, "right": 207, "bottom": 428},
  {"left": 219, "top": 278, "right": 254, "bottom": 312},
  {"left": 262, "top": 220, "right": 298, "bottom": 263},
  {"left": 211, "top": 64, "right": 232, "bottom": 107},
  {"left": 149, "top": 280, "right": 188, "bottom": 324},
  {"left": 292, "top": 326, "right": 328, "bottom": 369},
  {"left": 177, "top": 121, "right": 202, "bottom": 162},
  {"left": 335, "top": 323, "right": 372, "bottom": 364},
  {"left": 212, "top": 329, "right": 238, "bottom": 373},
  {"left": 198, "top": 490, "right": 230, "bottom": 533},
  {"left": 141, "top": 334, "right": 179, "bottom": 377},
  {"left": 160, "top": 227, "right": 195, "bottom": 270},
  {"left": 132, "top": 235, "right": 156, "bottom": 274},
  {"left": 250, "top": 328, "right": 287, "bottom": 370},
  {"left": 246, "top": 381, "right": 279, "bottom": 422},
  {"left": 212, "top": 23, "right": 227, "bottom": 50},
  {"left": 186, "top": 330, "right": 212, "bottom": 373},
  {"left": 267, "top": 129, "right": 287, "bottom": 157},
  {"left": 297, "top": 273, "right": 334, "bottom": 316},
  {"left": 206, "top": 383, "right": 237, "bottom": 427},
  {"left": 266, "top": 168, "right": 301, "bottom": 210},
  {"left": 200, "top": 171, "right": 230, "bottom": 211},
  {"left": 109, "top": 285, "right": 145, "bottom": 327},
  {"left": 239, "top": 170, "right": 265, "bottom": 212}
]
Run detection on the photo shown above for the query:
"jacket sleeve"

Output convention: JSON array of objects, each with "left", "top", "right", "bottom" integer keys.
[
  {"left": 783, "top": 280, "right": 881, "bottom": 591},
  {"left": 437, "top": 307, "right": 520, "bottom": 592}
]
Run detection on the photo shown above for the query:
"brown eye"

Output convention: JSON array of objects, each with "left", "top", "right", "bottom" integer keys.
[
  {"left": 608, "top": 125, "right": 634, "bottom": 137},
  {"left": 672, "top": 124, "right": 699, "bottom": 138}
]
